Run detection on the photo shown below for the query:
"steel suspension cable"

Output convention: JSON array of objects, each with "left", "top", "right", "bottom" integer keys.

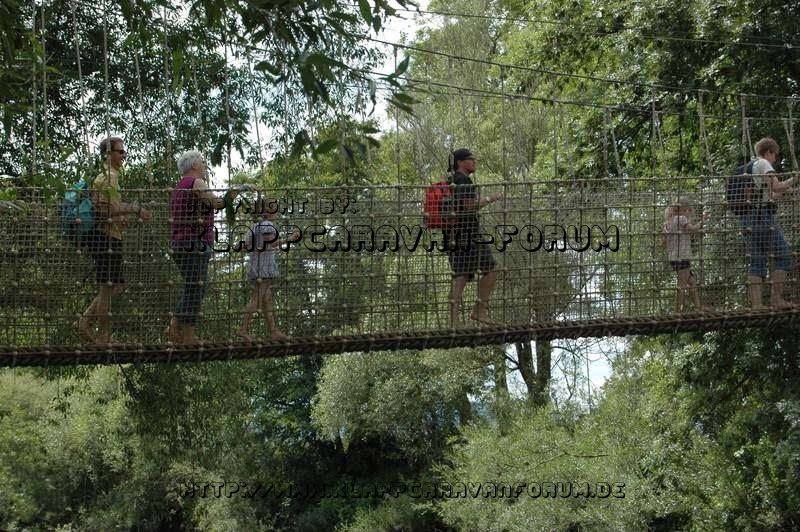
[
  {"left": 222, "top": 26, "right": 233, "bottom": 187},
  {"left": 552, "top": 99, "right": 559, "bottom": 180},
  {"left": 698, "top": 90, "right": 714, "bottom": 175},
  {"left": 102, "top": 2, "right": 110, "bottom": 140},
  {"left": 247, "top": 57, "right": 265, "bottom": 176},
  {"left": 741, "top": 94, "right": 753, "bottom": 163},
  {"left": 162, "top": 6, "right": 173, "bottom": 175},
  {"left": 783, "top": 98, "right": 798, "bottom": 171},
  {"left": 500, "top": 65, "right": 508, "bottom": 180},
  {"left": 40, "top": 2, "right": 49, "bottom": 168},
  {"left": 602, "top": 107, "right": 610, "bottom": 177},
  {"left": 130, "top": 20, "right": 153, "bottom": 186},
  {"left": 70, "top": 1, "right": 90, "bottom": 158},
  {"left": 30, "top": 8, "right": 38, "bottom": 176},
  {"left": 393, "top": 45, "right": 401, "bottom": 184},
  {"left": 610, "top": 110, "right": 622, "bottom": 176},
  {"left": 651, "top": 86, "right": 668, "bottom": 178}
]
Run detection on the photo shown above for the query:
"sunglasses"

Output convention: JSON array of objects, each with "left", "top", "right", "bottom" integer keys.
[{"left": 110, "top": 149, "right": 127, "bottom": 155}]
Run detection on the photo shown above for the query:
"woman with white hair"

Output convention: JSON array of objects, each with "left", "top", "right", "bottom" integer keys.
[{"left": 166, "top": 150, "right": 240, "bottom": 345}]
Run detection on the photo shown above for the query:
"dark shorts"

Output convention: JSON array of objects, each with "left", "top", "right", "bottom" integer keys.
[
  {"left": 669, "top": 260, "right": 691, "bottom": 272},
  {"left": 448, "top": 243, "right": 496, "bottom": 280},
  {"left": 83, "top": 231, "right": 124, "bottom": 284}
]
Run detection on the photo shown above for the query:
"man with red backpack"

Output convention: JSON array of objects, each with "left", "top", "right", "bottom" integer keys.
[{"left": 444, "top": 148, "right": 503, "bottom": 327}]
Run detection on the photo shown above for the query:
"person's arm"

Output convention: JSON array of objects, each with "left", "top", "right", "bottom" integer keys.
[
  {"left": 191, "top": 178, "right": 240, "bottom": 209},
  {"left": 114, "top": 200, "right": 150, "bottom": 219},
  {"left": 262, "top": 225, "right": 281, "bottom": 248},
  {"left": 462, "top": 197, "right": 478, "bottom": 211},
  {"left": 477, "top": 192, "right": 503, "bottom": 209},
  {"left": 92, "top": 184, "right": 150, "bottom": 221},
  {"left": 454, "top": 176, "right": 502, "bottom": 211},
  {"left": 455, "top": 179, "right": 479, "bottom": 212},
  {"left": 684, "top": 212, "right": 710, "bottom": 232},
  {"left": 770, "top": 172, "right": 795, "bottom": 195},
  {"left": 267, "top": 227, "right": 302, "bottom": 249}
]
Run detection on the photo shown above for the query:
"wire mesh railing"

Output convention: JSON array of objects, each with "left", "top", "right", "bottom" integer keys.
[{"left": 1, "top": 175, "right": 799, "bottom": 365}]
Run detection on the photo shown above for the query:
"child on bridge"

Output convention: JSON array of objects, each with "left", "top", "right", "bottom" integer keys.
[
  {"left": 664, "top": 198, "right": 710, "bottom": 313},
  {"left": 237, "top": 198, "right": 299, "bottom": 342}
]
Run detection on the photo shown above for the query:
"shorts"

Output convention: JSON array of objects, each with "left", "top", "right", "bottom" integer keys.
[
  {"left": 448, "top": 242, "right": 496, "bottom": 280},
  {"left": 84, "top": 231, "right": 124, "bottom": 284},
  {"left": 669, "top": 260, "right": 690, "bottom": 272},
  {"left": 740, "top": 210, "right": 793, "bottom": 277}
]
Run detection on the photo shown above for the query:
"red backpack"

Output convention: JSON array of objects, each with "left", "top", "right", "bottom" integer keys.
[{"left": 423, "top": 179, "right": 456, "bottom": 229}]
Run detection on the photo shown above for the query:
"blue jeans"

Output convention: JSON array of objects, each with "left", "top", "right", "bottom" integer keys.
[
  {"left": 171, "top": 241, "right": 211, "bottom": 326},
  {"left": 741, "top": 208, "right": 793, "bottom": 277}
]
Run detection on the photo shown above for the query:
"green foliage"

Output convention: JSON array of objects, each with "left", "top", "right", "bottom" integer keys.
[
  {"left": 313, "top": 349, "right": 484, "bottom": 459},
  {"left": 340, "top": 494, "right": 440, "bottom": 532},
  {"left": 0, "top": 0, "right": 415, "bottom": 185},
  {"left": 432, "top": 329, "right": 800, "bottom": 530},
  {"left": 496, "top": 0, "right": 800, "bottom": 179},
  {"left": 2, "top": 0, "right": 800, "bottom": 530},
  {"left": 0, "top": 368, "right": 159, "bottom": 528},
  {"left": 668, "top": 329, "right": 800, "bottom": 528},
  {"left": 436, "top": 405, "right": 648, "bottom": 530}
]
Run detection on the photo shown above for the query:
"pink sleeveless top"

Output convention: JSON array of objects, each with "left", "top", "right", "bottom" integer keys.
[{"left": 170, "top": 175, "right": 214, "bottom": 245}]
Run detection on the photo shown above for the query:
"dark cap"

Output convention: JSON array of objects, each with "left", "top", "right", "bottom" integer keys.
[{"left": 452, "top": 148, "right": 475, "bottom": 163}]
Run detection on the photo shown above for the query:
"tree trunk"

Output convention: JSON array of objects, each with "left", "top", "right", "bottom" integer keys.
[
  {"left": 494, "top": 346, "right": 509, "bottom": 401},
  {"left": 532, "top": 340, "right": 552, "bottom": 407},
  {"left": 515, "top": 340, "right": 552, "bottom": 406},
  {"left": 516, "top": 341, "right": 535, "bottom": 392},
  {"left": 457, "top": 391, "right": 472, "bottom": 426}
]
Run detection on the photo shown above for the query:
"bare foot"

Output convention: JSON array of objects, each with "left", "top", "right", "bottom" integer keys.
[
  {"left": 94, "top": 334, "right": 122, "bottom": 347},
  {"left": 183, "top": 334, "right": 204, "bottom": 346},
  {"left": 165, "top": 325, "right": 181, "bottom": 344},
  {"left": 470, "top": 313, "right": 500, "bottom": 326},
  {"left": 73, "top": 317, "right": 95, "bottom": 343},
  {"left": 99, "top": 340, "right": 122, "bottom": 348},
  {"left": 270, "top": 331, "right": 288, "bottom": 341},
  {"left": 236, "top": 330, "right": 253, "bottom": 343}
]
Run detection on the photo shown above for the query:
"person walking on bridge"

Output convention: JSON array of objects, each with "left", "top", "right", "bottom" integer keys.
[
  {"left": 444, "top": 148, "right": 503, "bottom": 327},
  {"left": 743, "top": 137, "right": 796, "bottom": 309},
  {"left": 75, "top": 136, "right": 152, "bottom": 345}
]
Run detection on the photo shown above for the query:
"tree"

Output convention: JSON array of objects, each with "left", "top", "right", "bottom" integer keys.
[{"left": 0, "top": 0, "right": 415, "bottom": 180}]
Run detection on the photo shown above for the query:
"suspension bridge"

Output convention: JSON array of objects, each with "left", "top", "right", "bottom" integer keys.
[
  {"left": 2, "top": 175, "right": 800, "bottom": 367},
  {"left": 5, "top": 1, "right": 800, "bottom": 367}
]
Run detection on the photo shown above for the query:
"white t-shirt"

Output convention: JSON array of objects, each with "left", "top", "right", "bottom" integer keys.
[
  {"left": 751, "top": 157, "right": 774, "bottom": 204},
  {"left": 665, "top": 215, "right": 692, "bottom": 262}
]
